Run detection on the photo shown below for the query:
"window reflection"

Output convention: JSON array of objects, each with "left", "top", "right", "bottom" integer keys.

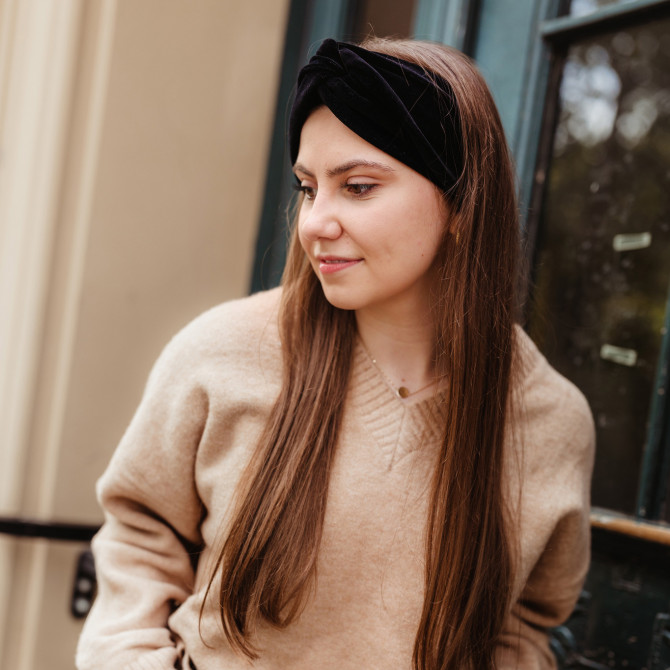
[
  {"left": 555, "top": 44, "right": 621, "bottom": 150},
  {"left": 529, "top": 18, "right": 670, "bottom": 514}
]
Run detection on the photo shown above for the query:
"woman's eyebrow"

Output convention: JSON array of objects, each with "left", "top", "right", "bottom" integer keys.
[
  {"left": 292, "top": 163, "right": 313, "bottom": 177},
  {"left": 326, "top": 160, "right": 395, "bottom": 177},
  {"left": 292, "top": 159, "right": 395, "bottom": 178}
]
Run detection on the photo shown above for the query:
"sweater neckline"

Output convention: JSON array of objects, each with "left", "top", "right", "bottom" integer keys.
[{"left": 349, "top": 341, "right": 447, "bottom": 467}]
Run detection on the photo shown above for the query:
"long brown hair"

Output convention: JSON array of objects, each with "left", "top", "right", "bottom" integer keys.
[{"left": 205, "top": 38, "right": 520, "bottom": 670}]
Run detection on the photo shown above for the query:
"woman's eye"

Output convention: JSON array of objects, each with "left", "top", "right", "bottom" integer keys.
[
  {"left": 346, "top": 183, "right": 376, "bottom": 196},
  {"left": 293, "top": 183, "right": 316, "bottom": 200}
]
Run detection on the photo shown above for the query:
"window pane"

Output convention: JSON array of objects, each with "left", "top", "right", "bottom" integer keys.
[
  {"left": 346, "top": 0, "right": 418, "bottom": 41},
  {"left": 529, "top": 18, "right": 670, "bottom": 515}
]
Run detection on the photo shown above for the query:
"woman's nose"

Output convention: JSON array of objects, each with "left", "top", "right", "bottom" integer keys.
[{"left": 299, "top": 193, "right": 343, "bottom": 241}]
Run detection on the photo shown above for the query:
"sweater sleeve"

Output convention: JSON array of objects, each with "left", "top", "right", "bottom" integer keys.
[
  {"left": 76, "top": 321, "right": 211, "bottom": 670},
  {"left": 496, "top": 509, "right": 593, "bottom": 669},
  {"left": 496, "top": 340, "right": 596, "bottom": 670}
]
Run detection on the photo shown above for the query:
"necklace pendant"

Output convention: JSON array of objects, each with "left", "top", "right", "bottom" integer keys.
[{"left": 397, "top": 386, "right": 411, "bottom": 399}]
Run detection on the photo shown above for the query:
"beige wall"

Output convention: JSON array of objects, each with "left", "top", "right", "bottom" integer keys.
[{"left": 0, "top": 0, "right": 290, "bottom": 667}]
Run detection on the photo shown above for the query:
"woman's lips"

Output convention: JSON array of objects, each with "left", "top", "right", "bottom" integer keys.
[{"left": 317, "top": 256, "right": 362, "bottom": 275}]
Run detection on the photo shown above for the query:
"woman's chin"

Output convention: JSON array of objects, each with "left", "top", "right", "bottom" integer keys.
[
  {"left": 321, "top": 294, "right": 359, "bottom": 311},
  {"left": 318, "top": 285, "right": 365, "bottom": 312}
]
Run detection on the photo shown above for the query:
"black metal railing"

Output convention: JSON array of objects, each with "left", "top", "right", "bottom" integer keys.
[{"left": 0, "top": 516, "right": 99, "bottom": 542}]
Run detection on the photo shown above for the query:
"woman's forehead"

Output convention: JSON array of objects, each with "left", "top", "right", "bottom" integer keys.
[{"left": 296, "top": 107, "right": 398, "bottom": 168}]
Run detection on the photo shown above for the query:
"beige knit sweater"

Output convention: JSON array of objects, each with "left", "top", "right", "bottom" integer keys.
[{"left": 76, "top": 287, "right": 595, "bottom": 670}]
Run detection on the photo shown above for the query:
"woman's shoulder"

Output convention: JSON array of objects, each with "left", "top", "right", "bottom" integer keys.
[
  {"left": 512, "top": 325, "right": 595, "bottom": 459},
  {"left": 148, "top": 288, "right": 282, "bottom": 384},
  {"left": 176, "top": 287, "right": 281, "bottom": 347}
]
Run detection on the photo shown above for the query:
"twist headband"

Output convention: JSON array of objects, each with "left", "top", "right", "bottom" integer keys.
[{"left": 288, "top": 39, "right": 463, "bottom": 194}]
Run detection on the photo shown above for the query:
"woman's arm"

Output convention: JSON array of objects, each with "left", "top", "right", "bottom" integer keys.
[
  {"left": 496, "top": 509, "right": 592, "bottom": 669},
  {"left": 497, "top": 338, "right": 596, "bottom": 669},
  {"left": 76, "top": 323, "right": 210, "bottom": 670}
]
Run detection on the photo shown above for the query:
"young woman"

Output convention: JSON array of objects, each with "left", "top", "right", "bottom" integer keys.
[{"left": 76, "top": 38, "right": 594, "bottom": 670}]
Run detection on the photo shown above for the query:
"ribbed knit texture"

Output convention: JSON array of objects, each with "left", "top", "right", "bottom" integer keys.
[{"left": 76, "top": 288, "right": 595, "bottom": 670}]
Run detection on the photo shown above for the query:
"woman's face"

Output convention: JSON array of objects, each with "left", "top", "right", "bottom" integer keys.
[{"left": 295, "top": 106, "right": 446, "bottom": 319}]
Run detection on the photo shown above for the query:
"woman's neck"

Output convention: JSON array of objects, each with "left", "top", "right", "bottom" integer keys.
[{"left": 355, "top": 307, "right": 436, "bottom": 398}]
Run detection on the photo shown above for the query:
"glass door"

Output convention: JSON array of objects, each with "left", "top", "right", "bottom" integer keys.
[{"left": 529, "top": 5, "right": 670, "bottom": 519}]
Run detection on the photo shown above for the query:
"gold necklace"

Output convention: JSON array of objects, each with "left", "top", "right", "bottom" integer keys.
[{"left": 360, "top": 340, "right": 437, "bottom": 399}]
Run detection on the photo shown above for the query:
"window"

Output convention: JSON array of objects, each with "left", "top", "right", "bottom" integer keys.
[{"left": 528, "top": 1, "right": 670, "bottom": 520}]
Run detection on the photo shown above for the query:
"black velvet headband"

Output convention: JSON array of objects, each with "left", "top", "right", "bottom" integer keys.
[{"left": 288, "top": 39, "right": 463, "bottom": 194}]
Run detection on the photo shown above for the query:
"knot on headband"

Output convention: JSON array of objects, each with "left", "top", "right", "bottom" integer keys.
[{"left": 289, "top": 39, "right": 463, "bottom": 194}]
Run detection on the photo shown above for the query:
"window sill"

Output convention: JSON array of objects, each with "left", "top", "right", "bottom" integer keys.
[{"left": 591, "top": 507, "right": 670, "bottom": 546}]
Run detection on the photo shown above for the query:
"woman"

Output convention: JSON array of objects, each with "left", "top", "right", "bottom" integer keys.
[{"left": 76, "top": 38, "right": 594, "bottom": 670}]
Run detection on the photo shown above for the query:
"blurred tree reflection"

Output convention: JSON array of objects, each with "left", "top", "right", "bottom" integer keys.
[{"left": 530, "top": 18, "right": 670, "bottom": 514}]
